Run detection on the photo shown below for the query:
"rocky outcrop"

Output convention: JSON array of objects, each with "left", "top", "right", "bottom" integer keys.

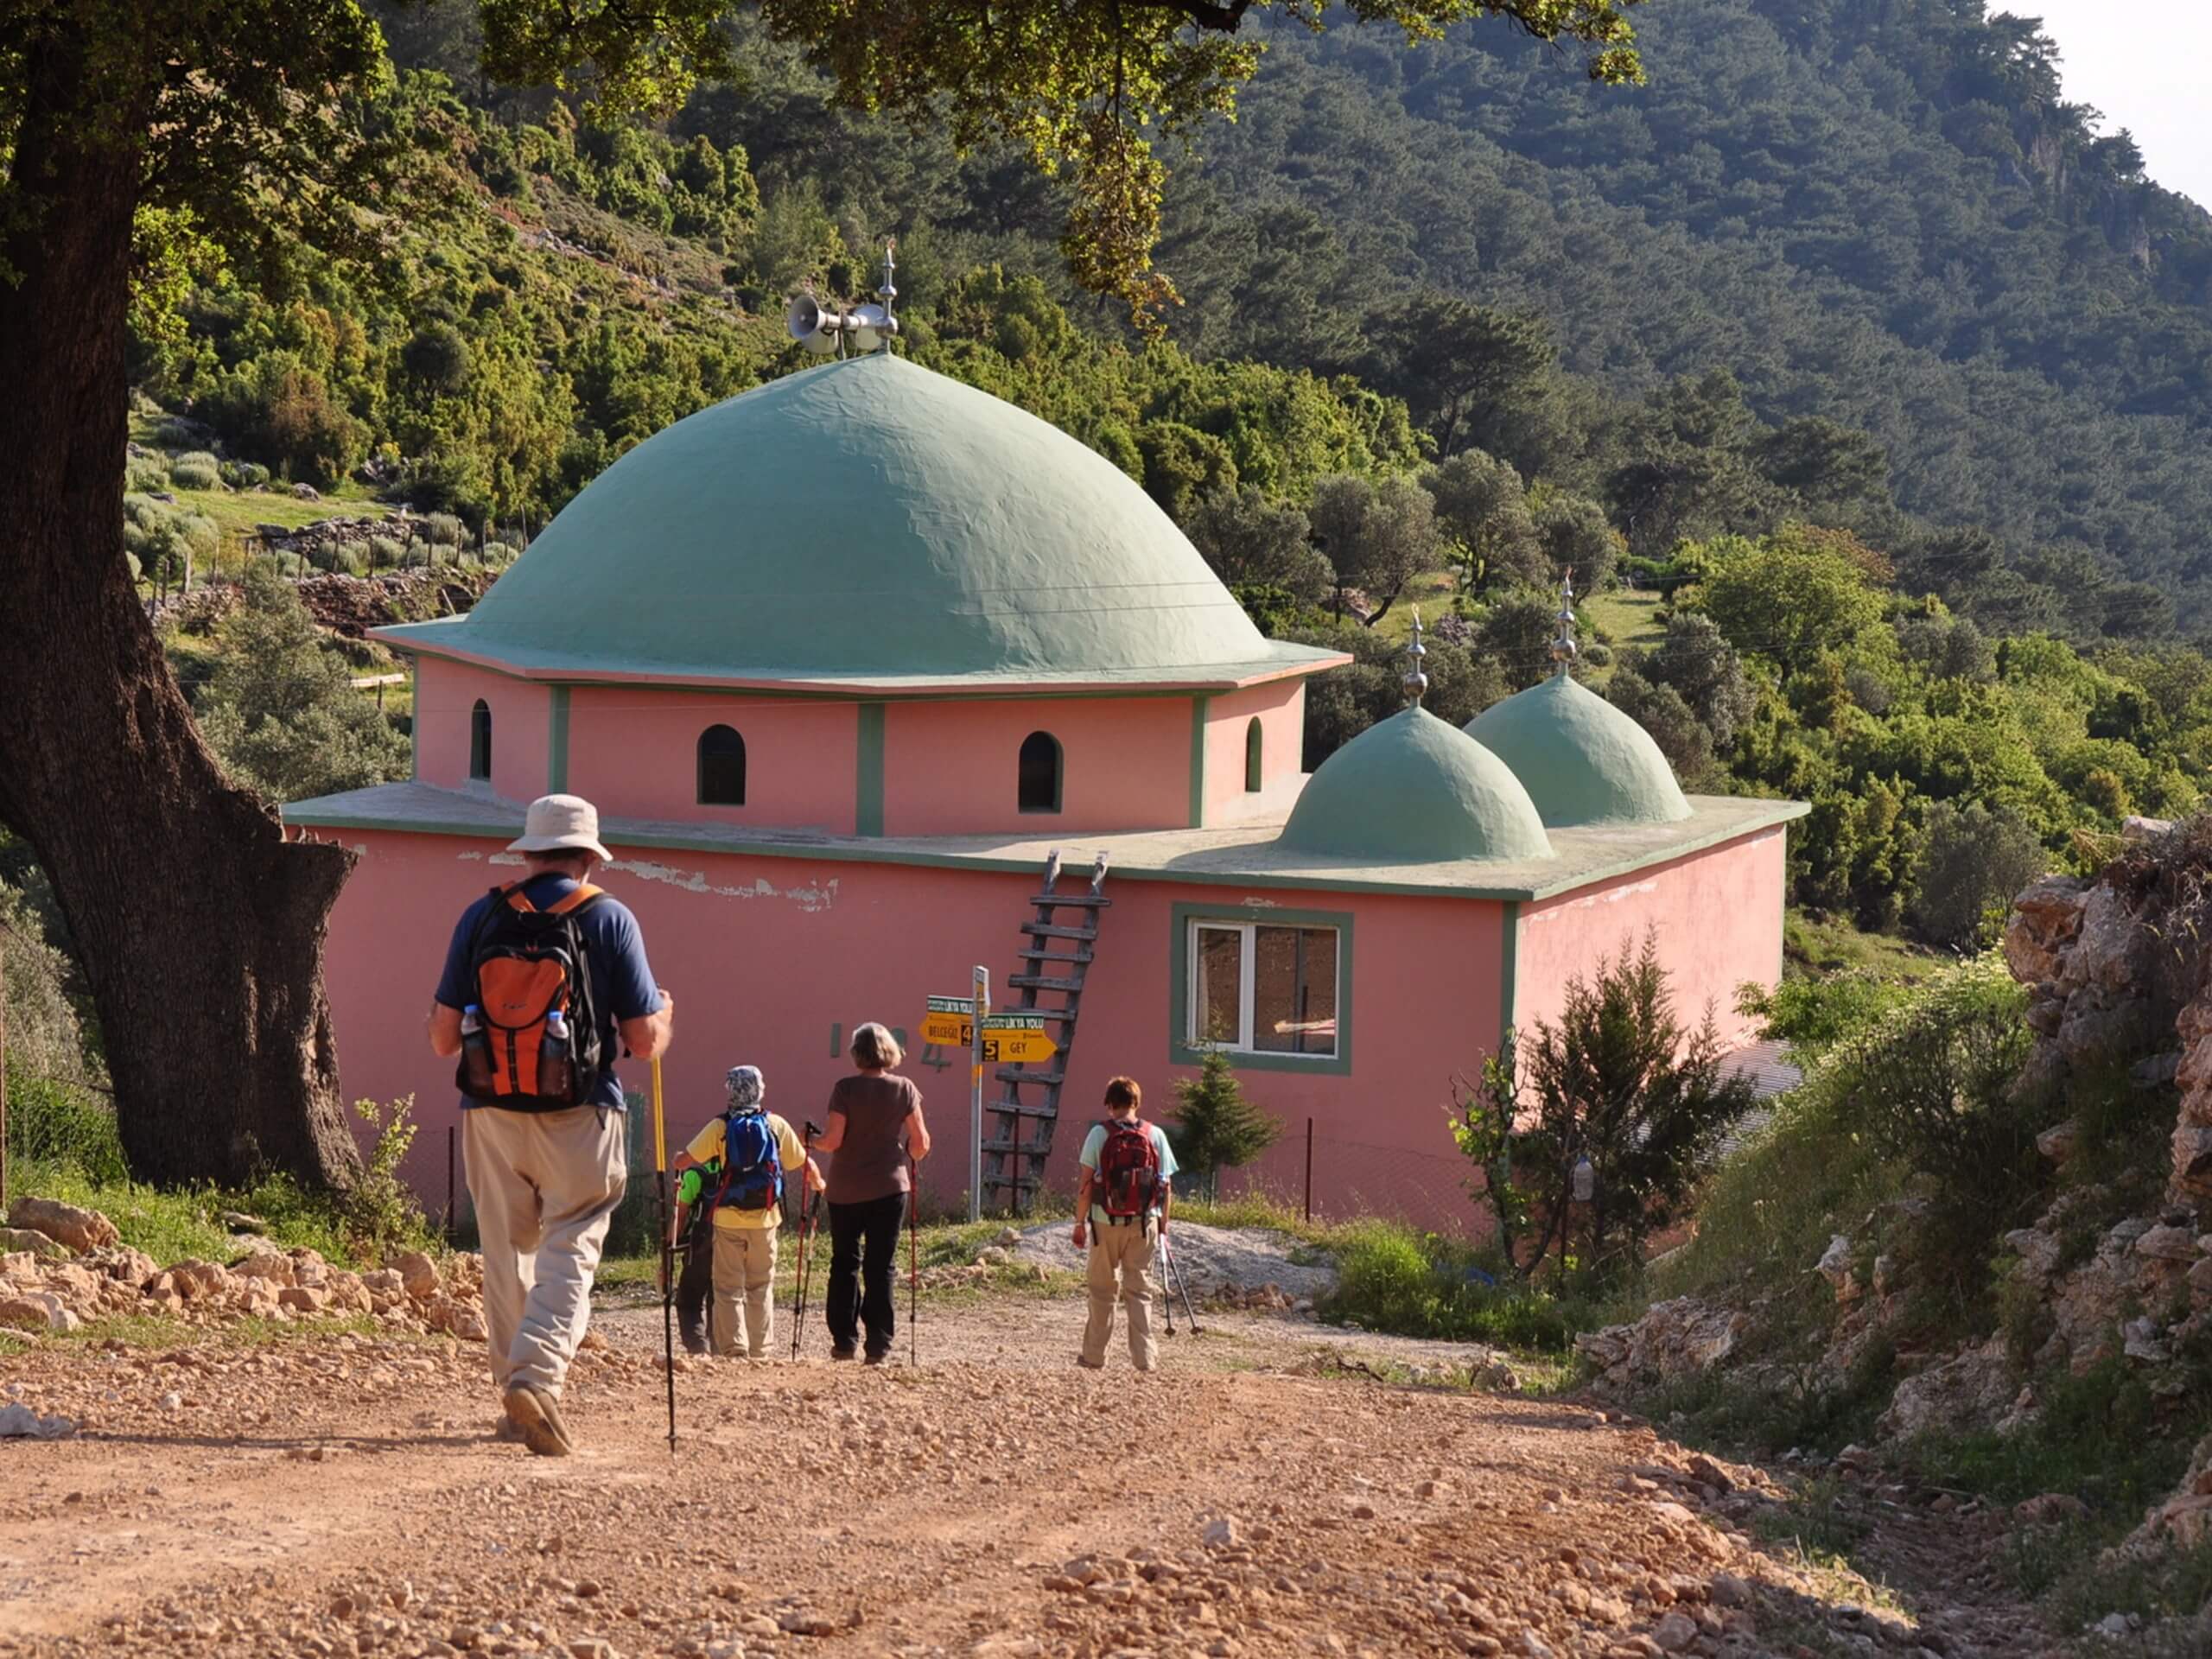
[
  {"left": 1575, "top": 1298, "right": 1746, "bottom": 1394},
  {"left": 7, "top": 1197, "right": 120, "bottom": 1255}
]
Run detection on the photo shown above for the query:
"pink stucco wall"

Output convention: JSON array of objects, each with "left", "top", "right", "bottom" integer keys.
[
  {"left": 321, "top": 830, "right": 1516, "bottom": 1230},
  {"left": 1512, "top": 827, "right": 1788, "bottom": 1052},
  {"left": 1200, "top": 681, "right": 1306, "bottom": 823},
  {"left": 880, "top": 696, "right": 1193, "bottom": 836},
  {"left": 415, "top": 658, "right": 549, "bottom": 803},
  {"left": 565, "top": 689, "right": 860, "bottom": 834}
]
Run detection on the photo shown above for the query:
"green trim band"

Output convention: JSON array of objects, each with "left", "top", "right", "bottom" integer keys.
[
  {"left": 1497, "top": 899, "right": 1519, "bottom": 1049},
  {"left": 547, "top": 686, "right": 570, "bottom": 793},
  {"left": 1165, "top": 901, "right": 1354, "bottom": 1077},
  {"left": 855, "top": 702, "right": 886, "bottom": 836},
  {"left": 1187, "top": 695, "right": 1211, "bottom": 830}
]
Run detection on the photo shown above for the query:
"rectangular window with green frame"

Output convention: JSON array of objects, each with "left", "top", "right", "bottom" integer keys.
[{"left": 1168, "top": 903, "right": 1352, "bottom": 1075}]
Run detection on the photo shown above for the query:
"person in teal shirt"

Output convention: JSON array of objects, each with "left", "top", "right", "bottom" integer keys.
[{"left": 1071, "top": 1076, "right": 1178, "bottom": 1372}]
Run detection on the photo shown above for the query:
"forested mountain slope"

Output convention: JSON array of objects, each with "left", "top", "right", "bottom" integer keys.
[{"left": 1156, "top": 0, "right": 2212, "bottom": 598}]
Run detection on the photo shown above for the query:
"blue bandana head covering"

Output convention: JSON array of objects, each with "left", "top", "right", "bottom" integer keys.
[{"left": 725, "top": 1065, "right": 766, "bottom": 1113}]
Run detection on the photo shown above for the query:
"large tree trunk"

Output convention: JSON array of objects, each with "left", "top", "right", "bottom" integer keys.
[{"left": 0, "top": 36, "right": 359, "bottom": 1188}]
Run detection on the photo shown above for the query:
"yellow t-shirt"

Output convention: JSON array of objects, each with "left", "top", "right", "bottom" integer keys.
[{"left": 684, "top": 1111, "right": 807, "bottom": 1231}]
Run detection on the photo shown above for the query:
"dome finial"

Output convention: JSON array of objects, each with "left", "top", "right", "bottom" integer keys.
[
  {"left": 1403, "top": 607, "right": 1429, "bottom": 707},
  {"left": 1550, "top": 569, "right": 1578, "bottom": 678},
  {"left": 878, "top": 237, "right": 899, "bottom": 345}
]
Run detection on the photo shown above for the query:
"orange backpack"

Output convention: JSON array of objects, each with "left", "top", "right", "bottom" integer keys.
[{"left": 454, "top": 881, "right": 607, "bottom": 1108}]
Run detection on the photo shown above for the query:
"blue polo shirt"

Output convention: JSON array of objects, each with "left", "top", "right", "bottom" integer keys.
[{"left": 435, "top": 873, "right": 659, "bottom": 1110}]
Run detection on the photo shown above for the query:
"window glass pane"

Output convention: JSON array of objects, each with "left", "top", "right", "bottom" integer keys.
[
  {"left": 1192, "top": 926, "right": 1243, "bottom": 1048},
  {"left": 1253, "top": 925, "right": 1338, "bottom": 1055}
]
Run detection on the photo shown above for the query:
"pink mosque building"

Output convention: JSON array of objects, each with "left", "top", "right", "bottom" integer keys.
[{"left": 285, "top": 353, "right": 1803, "bottom": 1224}]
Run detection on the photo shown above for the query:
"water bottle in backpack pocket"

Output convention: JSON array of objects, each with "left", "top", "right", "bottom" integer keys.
[
  {"left": 460, "top": 1006, "right": 498, "bottom": 1098},
  {"left": 537, "top": 1008, "right": 572, "bottom": 1102}
]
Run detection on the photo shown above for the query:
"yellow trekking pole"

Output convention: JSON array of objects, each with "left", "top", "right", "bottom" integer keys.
[{"left": 652, "top": 1054, "right": 677, "bottom": 1452}]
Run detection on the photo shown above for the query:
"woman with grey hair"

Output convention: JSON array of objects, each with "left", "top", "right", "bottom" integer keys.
[{"left": 811, "top": 1022, "right": 931, "bottom": 1362}]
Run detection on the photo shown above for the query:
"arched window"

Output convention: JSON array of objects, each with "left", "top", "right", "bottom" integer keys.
[
  {"left": 1018, "top": 730, "right": 1062, "bottom": 814},
  {"left": 1244, "top": 717, "right": 1264, "bottom": 793},
  {"left": 697, "top": 724, "right": 747, "bottom": 806},
  {"left": 468, "top": 699, "right": 492, "bottom": 781}
]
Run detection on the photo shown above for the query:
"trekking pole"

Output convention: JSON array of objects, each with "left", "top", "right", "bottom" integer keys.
[
  {"left": 907, "top": 1153, "right": 919, "bottom": 1368},
  {"left": 791, "top": 1121, "right": 823, "bottom": 1361},
  {"left": 652, "top": 1055, "right": 677, "bottom": 1452},
  {"left": 1161, "top": 1227, "right": 1177, "bottom": 1338},
  {"left": 1162, "top": 1229, "right": 1204, "bottom": 1335}
]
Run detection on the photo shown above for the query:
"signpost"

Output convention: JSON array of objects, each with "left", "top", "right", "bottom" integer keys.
[{"left": 926, "top": 978, "right": 1062, "bottom": 1221}]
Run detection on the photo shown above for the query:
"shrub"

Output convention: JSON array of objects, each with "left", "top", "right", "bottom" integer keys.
[
  {"left": 340, "top": 1096, "right": 429, "bottom": 1258},
  {"left": 1167, "top": 1050, "right": 1282, "bottom": 1200},
  {"left": 4, "top": 1077, "right": 128, "bottom": 1186},
  {"left": 1910, "top": 800, "right": 2050, "bottom": 949},
  {"left": 166, "top": 450, "right": 221, "bottom": 490},
  {"left": 1470, "top": 931, "right": 1757, "bottom": 1284},
  {"left": 365, "top": 535, "right": 406, "bottom": 570},
  {"left": 124, "top": 455, "right": 169, "bottom": 493},
  {"left": 420, "top": 512, "right": 467, "bottom": 547},
  {"left": 1318, "top": 1219, "right": 1603, "bottom": 1351},
  {"left": 219, "top": 458, "right": 270, "bottom": 488}
]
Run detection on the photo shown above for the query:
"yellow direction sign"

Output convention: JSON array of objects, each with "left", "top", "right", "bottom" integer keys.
[
  {"left": 918, "top": 998, "right": 1058, "bottom": 1064},
  {"left": 979, "top": 1014, "right": 1057, "bottom": 1065},
  {"left": 920, "top": 995, "right": 974, "bottom": 1049}
]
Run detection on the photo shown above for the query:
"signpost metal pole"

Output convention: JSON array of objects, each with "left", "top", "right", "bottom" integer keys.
[{"left": 969, "top": 964, "right": 989, "bottom": 1222}]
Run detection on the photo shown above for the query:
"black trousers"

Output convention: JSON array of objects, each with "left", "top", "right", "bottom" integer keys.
[
  {"left": 674, "top": 1212, "right": 715, "bottom": 1351},
  {"left": 825, "top": 1192, "right": 906, "bottom": 1357}
]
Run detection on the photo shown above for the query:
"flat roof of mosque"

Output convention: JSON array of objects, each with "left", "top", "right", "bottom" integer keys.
[{"left": 284, "top": 781, "right": 1807, "bottom": 903}]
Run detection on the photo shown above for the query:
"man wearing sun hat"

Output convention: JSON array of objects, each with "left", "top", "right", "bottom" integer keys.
[{"left": 428, "top": 793, "right": 673, "bottom": 1457}]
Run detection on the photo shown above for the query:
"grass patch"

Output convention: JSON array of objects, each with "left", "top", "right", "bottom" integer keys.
[
  {"left": 10, "top": 1156, "right": 361, "bottom": 1265},
  {"left": 1362, "top": 569, "right": 1462, "bottom": 642},
  {"left": 1748, "top": 1474, "right": 1868, "bottom": 1557},
  {"left": 1315, "top": 1217, "right": 1611, "bottom": 1353},
  {"left": 1783, "top": 911, "right": 1947, "bottom": 983},
  {"left": 1581, "top": 588, "right": 1667, "bottom": 677}
]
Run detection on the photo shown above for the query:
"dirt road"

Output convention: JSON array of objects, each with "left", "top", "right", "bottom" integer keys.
[{"left": 0, "top": 1289, "right": 2049, "bottom": 1659}]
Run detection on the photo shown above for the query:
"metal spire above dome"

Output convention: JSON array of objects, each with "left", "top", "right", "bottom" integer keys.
[
  {"left": 1402, "top": 608, "right": 1428, "bottom": 707},
  {"left": 1551, "top": 571, "right": 1578, "bottom": 677}
]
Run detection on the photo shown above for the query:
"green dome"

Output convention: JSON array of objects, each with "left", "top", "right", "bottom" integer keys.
[
  {"left": 1464, "top": 672, "right": 1693, "bottom": 827},
  {"left": 381, "top": 353, "right": 1332, "bottom": 688},
  {"left": 1278, "top": 707, "right": 1553, "bottom": 864}
]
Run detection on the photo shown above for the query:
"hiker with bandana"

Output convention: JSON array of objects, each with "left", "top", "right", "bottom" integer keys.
[{"left": 670, "top": 1065, "right": 820, "bottom": 1360}]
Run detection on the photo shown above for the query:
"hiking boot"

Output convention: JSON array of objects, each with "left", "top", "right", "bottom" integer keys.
[
  {"left": 500, "top": 1383, "right": 574, "bottom": 1458},
  {"left": 830, "top": 1345, "right": 856, "bottom": 1362},
  {"left": 680, "top": 1328, "right": 709, "bottom": 1357},
  {"left": 491, "top": 1414, "right": 525, "bottom": 1444},
  {"left": 863, "top": 1350, "right": 887, "bottom": 1367},
  {"left": 1075, "top": 1357, "right": 1105, "bottom": 1370}
]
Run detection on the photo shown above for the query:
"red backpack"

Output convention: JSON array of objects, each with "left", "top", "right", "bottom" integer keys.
[{"left": 1096, "top": 1119, "right": 1162, "bottom": 1221}]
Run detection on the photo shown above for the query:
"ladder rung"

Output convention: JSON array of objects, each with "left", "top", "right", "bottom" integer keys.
[
  {"left": 1030, "top": 893, "right": 1110, "bottom": 908},
  {"left": 1016, "top": 947, "right": 1094, "bottom": 965},
  {"left": 1028, "top": 1009, "right": 1077, "bottom": 1024},
  {"left": 1007, "top": 974, "right": 1083, "bottom": 992},
  {"left": 996, "top": 1067, "right": 1065, "bottom": 1087},
  {"left": 987, "top": 1100, "right": 1059, "bottom": 1119},
  {"left": 1020, "top": 923, "right": 1097, "bottom": 941},
  {"left": 981, "top": 1173, "right": 1044, "bottom": 1192},
  {"left": 981, "top": 1138, "right": 1058, "bottom": 1158}
]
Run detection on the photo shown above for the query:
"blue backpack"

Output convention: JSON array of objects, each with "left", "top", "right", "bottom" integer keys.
[{"left": 712, "top": 1110, "right": 784, "bottom": 1214}]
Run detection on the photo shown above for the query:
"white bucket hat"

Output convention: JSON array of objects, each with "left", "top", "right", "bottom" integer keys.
[{"left": 507, "top": 793, "right": 613, "bottom": 863}]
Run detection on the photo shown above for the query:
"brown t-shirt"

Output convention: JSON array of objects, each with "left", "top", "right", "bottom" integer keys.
[{"left": 823, "top": 1073, "right": 922, "bottom": 1204}]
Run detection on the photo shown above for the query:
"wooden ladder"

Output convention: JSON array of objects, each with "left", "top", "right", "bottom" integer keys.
[{"left": 980, "top": 849, "right": 1110, "bottom": 1214}]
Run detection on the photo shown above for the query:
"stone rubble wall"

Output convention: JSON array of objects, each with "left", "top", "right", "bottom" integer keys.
[{"left": 0, "top": 1197, "right": 486, "bottom": 1344}]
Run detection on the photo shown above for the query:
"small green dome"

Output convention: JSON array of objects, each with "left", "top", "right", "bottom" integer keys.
[
  {"left": 1464, "top": 672, "right": 1693, "bottom": 827},
  {"left": 1279, "top": 707, "right": 1554, "bottom": 864},
  {"left": 387, "top": 353, "right": 1330, "bottom": 687}
]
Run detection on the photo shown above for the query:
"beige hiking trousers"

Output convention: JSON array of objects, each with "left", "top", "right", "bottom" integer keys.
[
  {"left": 1081, "top": 1219, "right": 1158, "bottom": 1372},
  {"left": 709, "top": 1224, "right": 779, "bottom": 1358},
  {"left": 462, "top": 1104, "right": 626, "bottom": 1399}
]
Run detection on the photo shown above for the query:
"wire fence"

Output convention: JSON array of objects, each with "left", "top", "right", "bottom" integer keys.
[{"left": 1203, "top": 1120, "right": 1482, "bottom": 1238}]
